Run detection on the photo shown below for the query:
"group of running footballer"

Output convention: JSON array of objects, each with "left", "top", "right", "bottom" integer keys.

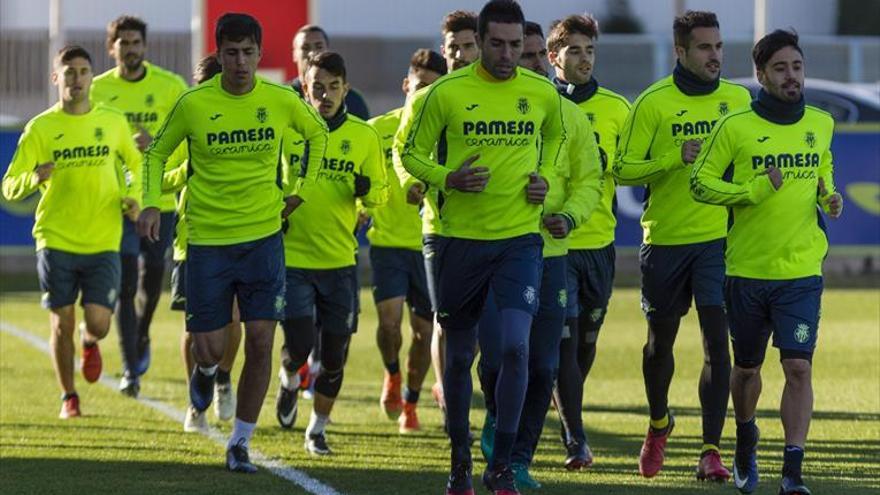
[{"left": 2, "top": 1, "right": 843, "bottom": 494}]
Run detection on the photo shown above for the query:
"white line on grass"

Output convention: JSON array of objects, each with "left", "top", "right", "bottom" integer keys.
[{"left": 0, "top": 321, "right": 346, "bottom": 495}]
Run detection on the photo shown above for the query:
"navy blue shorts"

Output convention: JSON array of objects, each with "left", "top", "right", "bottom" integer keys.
[
  {"left": 422, "top": 234, "right": 442, "bottom": 312},
  {"left": 566, "top": 243, "right": 615, "bottom": 324},
  {"left": 370, "top": 246, "right": 433, "bottom": 320},
  {"left": 285, "top": 266, "right": 358, "bottom": 336},
  {"left": 436, "top": 234, "right": 543, "bottom": 330},
  {"left": 640, "top": 238, "right": 726, "bottom": 320},
  {"left": 140, "top": 211, "right": 175, "bottom": 266},
  {"left": 120, "top": 218, "right": 140, "bottom": 257},
  {"left": 36, "top": 248, "right": 121, "bottom": 310},
  {"left": 186, "top": 232, "right": 285, "bottom": 332},
  {"left": 725, "top": 276, "right": 823, "bottom": 366},
  {"left": 170, "top": 260, "right": 186, "bottom": 311}
]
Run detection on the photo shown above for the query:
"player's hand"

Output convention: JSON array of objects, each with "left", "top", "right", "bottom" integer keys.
[
  {"left": 135, "top": 126, "right": 153, "bottom": 152},
  {"left": 137, "top": 207, "right": 161, "bottom": 242},
  {"left": 282, "top": 195, "right": 303, "bottom": 218},
  {"left": 122, "top": 198, "right": 140, "bottom": 222},
  {"left": 543, "top": 214, "right": 572, "bottom": 239},
  {"left": 406, "top": 183, "right": 426, "bottom": 205},
  {"left": 34, "top": 162, "right": 55, "bottom": 184},
  {"left": 526, "top": 173, "right": 548, "bottom": 204},
  {"left": 353, "top": 173, "right": 371, "bottom": 197},
  {"left": 761, "top": 166, "right": 783, "bottom": 190},
  {"left": 446, "top": 154, "right": 489, "bottom": 192},
  {"left": 818, "top": 177, "right": 843, "bottom": 219},
  {"left": 681, "top": 139, "right": 702, "bottom": 164},
  {"left": 357, "top": 210, "right": 371, "bottom": 229}
]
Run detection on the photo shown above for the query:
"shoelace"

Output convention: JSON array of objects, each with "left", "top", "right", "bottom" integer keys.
[
  {"left": 449, "top": 462, "right": 471, "bottom": 487},
  {"left": 232, "top": 439, "right": 250, "bottom": 462},
  {"left": 493, "top": 466, "right": 516, "bottom": 489}
]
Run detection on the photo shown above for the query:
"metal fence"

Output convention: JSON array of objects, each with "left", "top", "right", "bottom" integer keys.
[{"left": 1, "top": 30, "right": 877, "bottom": 121}]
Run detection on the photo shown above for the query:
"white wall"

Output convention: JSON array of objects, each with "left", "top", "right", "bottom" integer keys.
[
  {"left": 1, "top": 0, "right": 191, "bottom": 31},
  {"left": 314, "top": 0, "right": 838, "bottom": 39},
  {"left": 0, "top": 0, "right": 839, "bottom": 37}
]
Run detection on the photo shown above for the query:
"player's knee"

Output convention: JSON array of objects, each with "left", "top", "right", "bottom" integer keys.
[
  {"left": 733, "top": 361, "right": 762, "bottom": 377},
  {"left": 501, "top": 338, "right": 528, "bottom": 365},
  {"left": 86, "top": 323, "right": 111, "bottom": 340},
  {"left": 529, "top": 363, "right": 557, "bottom": 388},
  {"left": 643, "top": 339, "right": 673, "bottom": 361},
  {"left": 320, "top": 334, "right": 350, "bottom": 372},
  {"left": 314, "top": 366, "right": 344, "bottom": 398},
  {"left": 411, "top": 326, "right": 432, "bottom": 349},
  {"left": 192, "top": 337, "right": 224, "bottom": 365},
  {"left": 119, "top": 256, "right": 139, "bottom": 299},
  {"left": 705, "top": 340, "right": 731, "bottom": 366},
  {"left": 281, "top": 317, "right": 314, "bottom": 362},
  {"left": 447, "top": 348, "right": 475, "bottom": 371},
  {"left": 582, "top": 329, "right": 600, "bottom": 345},
  {"left": 781, "top": 357, "right": 811, "bottom": 384},
  {"left": 377, "top": 320, "right": 402, "bottom": 339}
]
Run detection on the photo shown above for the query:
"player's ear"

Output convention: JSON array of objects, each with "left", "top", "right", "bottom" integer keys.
[
  {"left": 548, "top": 49, "right": 559, "bottom": 68},
  {"left": 401, "top": 76, "right": 409, "bottom": 96},
  {"left": 755, "top": 67, "right": 766, "bottom": 86},
  {"left": 674, "top": 44, "right": 686, "bottom": 62}
]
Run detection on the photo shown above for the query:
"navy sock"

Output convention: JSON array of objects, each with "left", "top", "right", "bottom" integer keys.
[
  {"left": 782, "top": 445, "right": 804, "bottom": 479},
  {"left": 735, "top": 417, "right": 758, "bottom": 460},
  {"left": 492, "top": 430, "right": 516, "bottom": 468},
  {"left": 404, "top": 387, "right": 420, "bottom": 404},
  {"left": 385, "top": 360, "right": 400, "bottom": 375},
  {"left": 216, "top": 369, "right": 231, "bottom": 385}
]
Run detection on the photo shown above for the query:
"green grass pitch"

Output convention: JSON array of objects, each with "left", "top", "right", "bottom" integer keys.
[{"left": 1, "top": 288, "right": 878, "bottom": 494}]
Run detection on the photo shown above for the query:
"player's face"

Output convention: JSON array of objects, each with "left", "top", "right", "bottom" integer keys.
[
  {"left": 676, "top": 26, "right": 723, "bottom": 82},
  {"left": 293, "top": 31, "right": 328, "bottom": 67},
  {"left": 217, "top": 37, "right": 261, "bottom": 89},
  {"left": 478, "top": 22, "right": 523, "bottom": 81},
  {"left": 519, "top": 34, "right": 548, "bottom": 77},
  {"left": 111, "top": 30, "right": 145, "bottom": 72},
  {"left": 758, "top": 46, "right": 804, "bottom": 103},
  {"left": 53, "top": 57, "right": 93, "bottom": 104},
  {"left": 551, "top": 33, "right": 595, "bottom": 84},
  {"left": 403, "top": 67, "right": 442, "bottom": 97},
  {"left": 305, "top": 67, "right": 349, "bottom": 119},
  {"left": 442, "top": 29, "right": 479, "bottom": 72}
]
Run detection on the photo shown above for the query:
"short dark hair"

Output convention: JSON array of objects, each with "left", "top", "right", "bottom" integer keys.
[
  {"left": 296, "top": 24, "right": 329, "bottom": 44},
  {"left": 753, "top": 29, "right": 803, "bottom": 70},
  {"left": 106, "top": 15, "right": 147, "bottom": 50},
  {"left": 409, "top": 48, "right": 447, "bottom": 75},
  {"left": 441, "top": 10, "right": 478, "bottom": 35},
  {"left": 55, "top": 45, "right": 92, "bottom": 67},
  {"left": 193, "top": 55, "right": 222, "bottom": 84},
  {"left": 477, "top": 0, "right": 525, "bottom": 39},
  {"left": 306, "top": 51, "right": 346, "bottom": 81},
  {"left": 547, "top": 14, "right": 599, "bottom": 53},
  {"left": 215, "top": 13, "right": 262, "bottom": 48},
  {"left": 673, "top": 10, "right": 719, "bottom": 49},
  {"left": 524, "top": 21, "right": 543, "bottom": 39}
]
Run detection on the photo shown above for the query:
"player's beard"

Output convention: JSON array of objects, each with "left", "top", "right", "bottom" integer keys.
[
  {"left": 124, "top": 54, "right": 144, "bottom": 73},
  {"left": 452, "top": 58, "right": 471, "bottom": 71}
]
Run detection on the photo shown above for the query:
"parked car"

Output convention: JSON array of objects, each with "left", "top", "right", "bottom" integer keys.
[{"left": 731, "top": 78, "right": 880, "bottom": 123}]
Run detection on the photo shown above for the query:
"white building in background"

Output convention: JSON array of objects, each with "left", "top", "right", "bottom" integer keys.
[{"left": 1, "top": 0, "right": 839, "bottom": 37}]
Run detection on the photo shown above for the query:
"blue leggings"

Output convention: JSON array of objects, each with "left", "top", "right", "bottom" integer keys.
[{"left": 447, "top": 299, "right": 532, "bottom": 466}]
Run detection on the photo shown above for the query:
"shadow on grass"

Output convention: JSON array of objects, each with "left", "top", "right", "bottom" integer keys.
[{"left": 0, "top": 458, "right": 310, "bottom": 495}]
